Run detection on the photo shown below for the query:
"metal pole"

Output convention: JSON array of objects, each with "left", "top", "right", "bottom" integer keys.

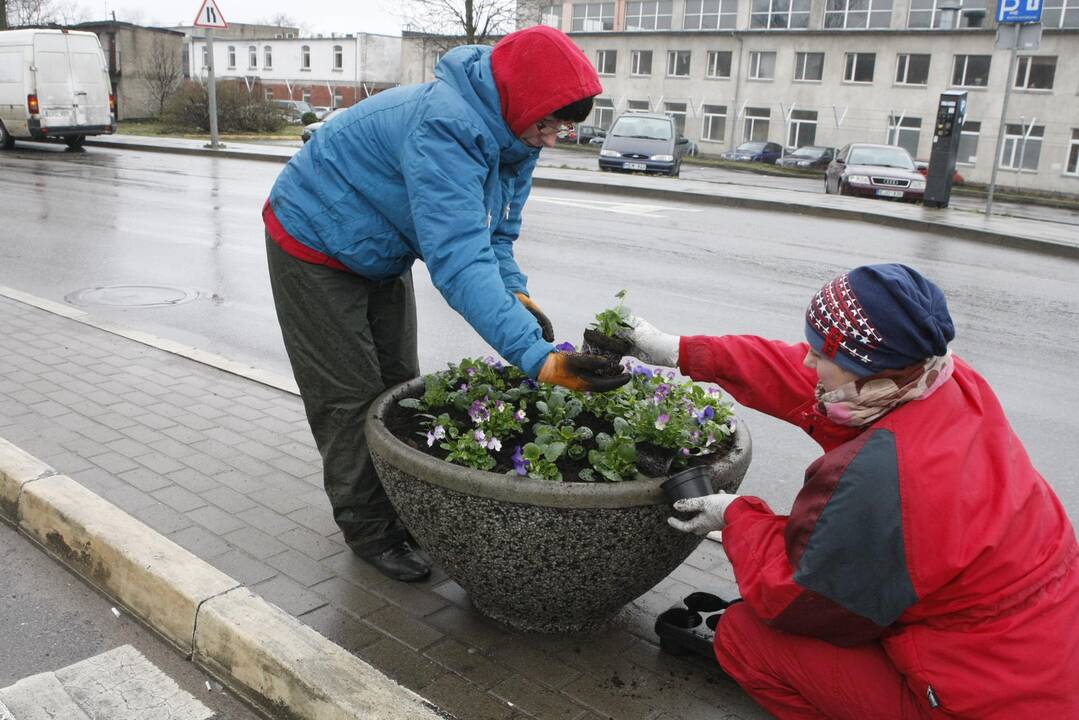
[
  {"left": 206, "top": 28, "right": 221, "bottom": 149},
  {"left": 985, "top": 44, "right": 1018, "bottom": 217}
]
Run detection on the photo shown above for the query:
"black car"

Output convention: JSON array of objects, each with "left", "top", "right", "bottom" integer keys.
[{"left": 775, "top": 145, "right": 835, "bottom": 169}]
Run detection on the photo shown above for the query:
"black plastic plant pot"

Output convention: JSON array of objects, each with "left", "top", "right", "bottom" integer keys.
[
  {"left": 684, "top": 591, "right": 729, "bottom": 613},
  {"left": 661, "top": 465, "right": 716, "bottom": 503},
  {"left": 654, "top": 607, "right": 715, "bottom": 658}
]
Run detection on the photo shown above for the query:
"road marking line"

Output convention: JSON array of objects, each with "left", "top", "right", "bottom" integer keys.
[{"left": 531, "top": 194, "right": 703, "bottom": 216}]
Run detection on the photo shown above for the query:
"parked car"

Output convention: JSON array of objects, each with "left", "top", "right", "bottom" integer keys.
[
  {"left": 0, "top": 29, "right": 116, "bottom": 150},
  {"left": 824, "top": 143, "right": 926, "bottom": 202},
  {"left": 273, "top": 99, "right": 316, "bottom": 124},
  {"left": 597, "top": 112, "right": 690, "bottom": 177},
  {"left": 914, "top": 160, "right": 965, "bottom": 185},
  {"left": 776, "top": 145, "right": 835, "bottom": 169},
  {"left": 301, "top": 107, "right": 347, "bottom": 143},
  {"left": 554, "top": 124, "right": 605, "bottom": 144},
  {"left": 720, "top": 141, "right": 783, "bottom": 164},
  {"left": 311, "top": 106, "right": 332, "bottom": 120}
]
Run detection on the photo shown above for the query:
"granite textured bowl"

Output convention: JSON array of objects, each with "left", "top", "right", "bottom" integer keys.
[{"left": 366, "top": 377, "right": 752, "bottom": 633}]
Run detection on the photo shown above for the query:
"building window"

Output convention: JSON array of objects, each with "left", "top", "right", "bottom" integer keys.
[
  {"left": 627, "top": 99, "right": 651, "bottom": 111},
  {"left": 1066, "top": 129, "right": 1079, "bottom": 175},
  {"left": 844, "top": 52, "right": 875, "bottom": 83},
  {"left": 264, "top": 88, "right": 274, "bottom": 101},
  {"left": 1014, "top": 56, "right": 1055, "bottom": 90},
  {"left": 908, "top": 0, "right": 987, "bottom": 27},
  {"left": 334, "top": 90, "right": 344, "bottom": 107},
  {"left": 1042, "top": 0, "right": 1079, "bottom": 27},
  {"left": 744, "top": 106, "right": 770, "bottom": 141},
  {"left": 592, "top": 97, "right": 615, "bottom": 128},
  {"left": 957, "top": 120, "right": 980, "bottom": 165},
  {"left": 667, "top": 50, "right": 691, "bottom": 77},
  {"left": 626, "top": 0, "right": 673, "bottom": 29},
  {"left": 227, "top": 45, "right": 236, "bottom": 69},
  {"left": 540, "top": 3, "right": 562, "bottom": 27},
  {"left": 706, "top": 50, "right": 732, "bottom": 78},
  {"left": 246, "top": 45, "right": 256, "bottom": 69},
  {"left": 630, "top": 50, "right": 653, "bottom": 76},
  {"left": 794, "top": 52, "right": 824, "bottom": 81},
  {"left": 202, "top": 46, "right": 208, "bottom": 67},
  {"left": 748, "top": 51, "right": 776, "bottom": 80},
  {"left": 684, "top": 0, "right": 738, "bottom": 28},
  {"left": 1001, "top": 123, "right": 1044, "bottom": 170},
  {"left": 264, "top": 46, "right": 273, "bottom": 69},
  {"left": 895, "top": 53, "right": 930, "bottom": 85},
  {"left": 788, "top": 109, "right": 818, "bottom": 147},
  {"left": 751, "top": 0, "right": 811, "bottom": 28},
  {"left": 665, "top": 101, "right": 687, "bottom": 135},
  {"left": 824, "top": 0, "right": 893, "bottom": 27},
  {"left": 302, "top": 88, "right": 311, "bottom": 104},
  {"left": 332, "top": 45, "right": 343, "bottom": 70},
  {"left": 596, "top": 49, "right": 617, "bottom": 75},
  {"left": 301, "top": 45, "right": 311, "bottom": 70},
  {"left": 571, "top": 2, "right": 615, "bottom": 31},
  {"left": 952, "top": 54, "right": 990, "bottom": 87},
  {"left": 888, "top": 115, "right": 921, "bottom": 157},
  {"left": 702, "top": 104, "right": 727, "bottom": 141}
]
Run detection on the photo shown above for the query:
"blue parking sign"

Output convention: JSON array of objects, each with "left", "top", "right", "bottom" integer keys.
[{"left": 997, "top": 0, "right": 1043, "bottom": 23}]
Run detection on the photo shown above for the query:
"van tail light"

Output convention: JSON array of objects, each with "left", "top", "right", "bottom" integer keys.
[
  {"left": 27, "top": 94, "right": 39, "bottom": 115},
  {"left": 109, "top": 93, "right": 116, "bottom": 114}
]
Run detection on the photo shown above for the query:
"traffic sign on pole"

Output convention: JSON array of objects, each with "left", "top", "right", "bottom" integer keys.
[
  {"left": 194, "top": 0, "right": 228, "bottom": 29},
  {"left": 996, "top": 0, "right": 1042, "bottom": 24}
]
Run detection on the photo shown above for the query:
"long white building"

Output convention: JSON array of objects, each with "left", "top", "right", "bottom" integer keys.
[
  {"left": 501, "top": 1, "right": 1079, "bottom": 193},
  {"left": 186, "top": 32, "right": 401, "bottom": 109}
]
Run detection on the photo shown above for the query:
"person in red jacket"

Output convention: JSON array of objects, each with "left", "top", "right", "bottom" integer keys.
[{"left": 615, "top": 264, "right": 1078, "bottom": 719}]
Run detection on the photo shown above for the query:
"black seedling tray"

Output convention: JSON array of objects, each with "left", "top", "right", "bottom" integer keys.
[{"left": 654, "top": 591, "right": 738, "bottom": 659}]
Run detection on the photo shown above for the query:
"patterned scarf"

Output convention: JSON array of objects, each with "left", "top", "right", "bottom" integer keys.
[{"left": 815, "top": 352, "right": 955, "bottom": 428}]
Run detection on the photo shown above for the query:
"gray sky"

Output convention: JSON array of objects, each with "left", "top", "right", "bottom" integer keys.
[{"left": 95, "top": 0, "right": 403, "bottom": 36}]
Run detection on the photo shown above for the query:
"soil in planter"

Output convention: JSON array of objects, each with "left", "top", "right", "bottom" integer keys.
[{"left": 382, "top": 379, "right": 732, "bottom": 483}]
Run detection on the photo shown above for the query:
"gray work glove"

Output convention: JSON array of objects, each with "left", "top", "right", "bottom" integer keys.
[
  {"left": 621, "top": 314, "right": 680, "bottom": 368},
  {"left": 668, "top": 492, "right": 740, "bottom": 535}
]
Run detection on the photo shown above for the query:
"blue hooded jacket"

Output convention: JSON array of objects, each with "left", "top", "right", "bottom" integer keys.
[{"left": 268, "top": 46, "right": 552, "bottom": 377}]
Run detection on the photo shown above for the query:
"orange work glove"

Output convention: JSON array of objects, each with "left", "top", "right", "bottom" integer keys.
[
  {"left": 515, "top": 292, "right": 554, "bottom": 342},
  {"left": 538, "top": 352, "right": 631, "bottom": 393}
]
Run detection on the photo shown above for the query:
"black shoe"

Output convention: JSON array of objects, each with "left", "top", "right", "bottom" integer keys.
[{"left": 363, "top": 540, "right": 431, "bottom": 583}]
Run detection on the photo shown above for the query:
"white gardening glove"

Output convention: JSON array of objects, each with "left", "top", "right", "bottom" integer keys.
[
  {"left": 622, "top": 314, "right": 680, "bottom": 368},
  {"left": 667, "top": 492, "right": 740, "bottom": 535}
]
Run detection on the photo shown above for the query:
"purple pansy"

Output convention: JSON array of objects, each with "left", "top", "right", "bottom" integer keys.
[
  {"left": 426, "top": 425, "right": 447, "bottom": 447},
  {"left": 511, "top": 446, "right": 529, "bottom": 476},
  {"left": 654, "top": 413, "right": 670, "bottom": 430},
  {"left": 555, "top": 341, "right": 577, "bottom": 353}
]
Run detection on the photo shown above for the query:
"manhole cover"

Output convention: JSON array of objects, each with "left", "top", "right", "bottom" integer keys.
[{"left": 66, "top": 285, "right": 201, "bottom": 308}]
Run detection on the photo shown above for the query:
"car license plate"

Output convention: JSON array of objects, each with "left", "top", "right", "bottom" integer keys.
[
  {"left": 623, "top": 162, "right": 647, "bottom": 171},
  {"left": 876, "top": 189, "right": 905, "bottom": 198}
]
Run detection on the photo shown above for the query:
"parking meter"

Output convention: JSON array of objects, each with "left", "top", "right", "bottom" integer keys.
[{"left": 923, "top": 90, "right": 967, "bottom": 208}]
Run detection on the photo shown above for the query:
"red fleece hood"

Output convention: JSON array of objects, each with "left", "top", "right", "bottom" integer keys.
[{"left": 491, "top": 26, "right": 602, "bottom": 137}]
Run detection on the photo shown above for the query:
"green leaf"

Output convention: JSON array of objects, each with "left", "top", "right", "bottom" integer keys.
[
  {"left": 575, "top": 426, "right": 594, "bottom": 440},
  {"left": 544, "top": 442, "right": 567, "bottom": 462},
  {"left": 616, "top": 442, "right": 637, "bottom": 462},
  {"left": 577, "top": 468, "right": 595, "bottom": 482},
  {"left": 398, "top": 398, "right": 423, "bottom": 409},
  {"left": 612, "top": 417, "right": 629, "bottom": 434},
  {"left": 595, "top": 432, "right": 611, "bottom": 450}
]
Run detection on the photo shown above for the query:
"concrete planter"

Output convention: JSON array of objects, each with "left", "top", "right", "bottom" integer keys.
[{"left": 366, "top": 377, "right": 752, "bottom": 633}]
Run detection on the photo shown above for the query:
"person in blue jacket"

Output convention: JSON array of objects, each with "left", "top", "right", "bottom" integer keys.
[{"left": 263, "top": 26, "right": 628, "bottom": 582}]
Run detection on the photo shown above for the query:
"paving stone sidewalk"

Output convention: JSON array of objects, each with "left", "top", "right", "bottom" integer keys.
[{"left": 0, "top": 294, "right": 769, "bottom": 720}]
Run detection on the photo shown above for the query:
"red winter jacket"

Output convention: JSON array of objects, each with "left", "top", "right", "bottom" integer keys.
[{"left": 680, "top": 334, "right": 1079, "bottom": 719}]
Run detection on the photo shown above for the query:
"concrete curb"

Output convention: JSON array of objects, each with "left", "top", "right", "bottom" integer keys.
[
  {"left": 85, "top": 136, "right": 1079, "bottom": 261},
  {"left": 0, "top": 438, "right": 443, "bottom": 720}
]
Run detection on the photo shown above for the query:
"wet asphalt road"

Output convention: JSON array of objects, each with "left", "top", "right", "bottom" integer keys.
[{"left": 0, "top": 142, "right": 1077, "bottom": 524}]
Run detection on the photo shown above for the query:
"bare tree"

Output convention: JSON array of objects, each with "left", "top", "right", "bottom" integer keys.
[
  {"left": 52, "top": 0, "right": 89, "bottom": 24},
  {"left": 401, "top": 0, "right": 517, "bottom": 47},
  {"left": 1, "top": 0, "right": 8, "bottom": 30},
  {"left": 5, "top": 0, "right": 89, "bottom": 27},
  {"left": 139, "top": 34, "right": 184, "bottom": 118}
]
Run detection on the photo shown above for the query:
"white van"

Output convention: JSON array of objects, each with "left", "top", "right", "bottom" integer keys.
[{"left": 0, "top": 28, "right": 115, "bottom": 150}]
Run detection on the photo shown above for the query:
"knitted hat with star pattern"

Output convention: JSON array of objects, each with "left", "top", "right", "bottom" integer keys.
[{"left": 804, "top": 264, "right": 955, "bottom": 377}]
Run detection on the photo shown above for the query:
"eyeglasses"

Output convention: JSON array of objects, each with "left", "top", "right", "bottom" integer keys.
[{"left": 535, "top": 117, "right": 574, "bottom": 137}]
